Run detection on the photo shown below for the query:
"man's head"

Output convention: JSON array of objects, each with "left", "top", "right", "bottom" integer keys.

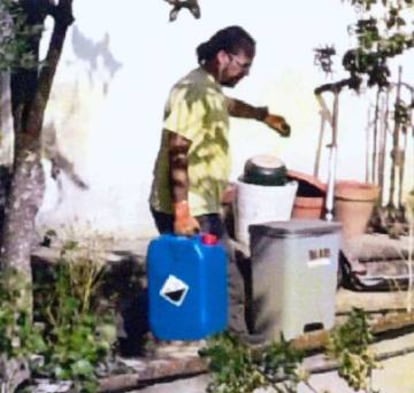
[{"left": 196, "top": 26, "right": 255, "bottom": 87}]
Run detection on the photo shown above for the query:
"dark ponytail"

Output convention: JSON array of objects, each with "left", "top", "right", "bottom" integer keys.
[
  {"left": 196, "top": 42, "right": 214, "bottom": 64},
  {"left": 196, "top": 25, "right": 255, "bottom": 65}
]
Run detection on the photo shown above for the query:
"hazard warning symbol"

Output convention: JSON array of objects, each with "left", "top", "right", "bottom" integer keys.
[{"left": 159, "top": 275, "right": 189, "bottom": 307}]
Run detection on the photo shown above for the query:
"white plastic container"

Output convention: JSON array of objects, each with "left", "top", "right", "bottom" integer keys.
[
  {"left": 249, "top": 219, "right": 342, "bottom": 341},
  {"left": 234, "top": 180, "right": 298, "bottom": 248}
]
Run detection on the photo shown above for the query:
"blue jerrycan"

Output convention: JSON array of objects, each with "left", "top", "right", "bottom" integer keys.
[{"left": 147, "top": 233, "right": 228, "bottom": 340}]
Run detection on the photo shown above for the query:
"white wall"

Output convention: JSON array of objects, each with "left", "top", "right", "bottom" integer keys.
[{"left": 8, "top": 0, "right": 412, "bottom": 239}]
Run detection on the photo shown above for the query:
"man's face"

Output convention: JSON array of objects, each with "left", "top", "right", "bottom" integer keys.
[{"left": 219, "top": 50, "right": 254, "bottom": 87}]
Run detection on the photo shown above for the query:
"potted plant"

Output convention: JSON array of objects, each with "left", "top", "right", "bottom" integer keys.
[{"left": 313, "top": 0, "right": 414, "bottom": 238}]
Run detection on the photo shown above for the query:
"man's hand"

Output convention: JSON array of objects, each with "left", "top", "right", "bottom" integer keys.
[
  {"left": 263, "top": 113, "right": 291, "bottom": 137},
  {"left": 173, "top": 200, "right": 200, "bottom": 236}
]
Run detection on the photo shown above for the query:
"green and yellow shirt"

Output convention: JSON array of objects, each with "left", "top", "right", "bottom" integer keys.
[{"left": 150, "top": 67, "right": 230, "bottom": 216}]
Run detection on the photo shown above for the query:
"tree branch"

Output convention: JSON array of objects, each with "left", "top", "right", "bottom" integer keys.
[{"left": 25, "top": 0, "right": 74, "bottom": 137}]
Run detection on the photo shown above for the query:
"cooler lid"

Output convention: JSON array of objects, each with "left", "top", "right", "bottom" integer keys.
[{"left": 249, "top": 219, "right": 342, "bottom": 237}]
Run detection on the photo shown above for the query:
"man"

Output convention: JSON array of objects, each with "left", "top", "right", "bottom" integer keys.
[{"left": 149, "top": 25, "right": 290, "bottom": 340}]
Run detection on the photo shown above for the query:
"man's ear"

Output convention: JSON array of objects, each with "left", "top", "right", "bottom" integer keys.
[{"left": 217, "top": 50, "right": 229, "bottom": 66}]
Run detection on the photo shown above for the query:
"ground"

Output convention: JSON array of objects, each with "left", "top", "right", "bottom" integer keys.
[{"left": 29, "top": 231, "right": 414, "bottom": 393}]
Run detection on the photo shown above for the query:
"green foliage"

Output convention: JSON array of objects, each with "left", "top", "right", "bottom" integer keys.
[
  {"left": 316, "top": 0, "right": 414, "bottom": 88},
  {"left": 38, "top": 312, "right": 110, "bottom": 392},
  {"left": 200, "top": 333, "right": 265, "bottom": 393},
  {"left": 0, "top": 239, "right": 115, "bottom": 393},
  {"left": 0, "top": 270, "right": 47, "bottom": 361},
  {"left": 0, "top": 0, "right": 41, "bottom": 70},
  {"left": 260, "top": 338, "right": 306, "bottom": 387},
  {"left": 32, "top": 239, "right": 114, "bottom": 393},
  {"left": 342, "top": 0, "right": 414, "bottom": 87},
  {"left": 200, "top": 333, "right": 305, "bottom": 393},
  {"left": 202, "top": 310, "right": 381, "bottom": 393},
  {"left": 326, "top": 307, "right": 378, "bottom": 391}
]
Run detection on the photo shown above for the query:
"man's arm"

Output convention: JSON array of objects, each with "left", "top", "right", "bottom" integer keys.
[
  {"left": 168, "top": 130, "right": 191, "bottom": 203},
  {"left": 226, "top": 96, "right": 268, "bottom": 120},
  {"left": 226, "top": 96, "right": 291, "bottom": 137},
  {"left": 167, "top": 130, "right": 200, "bottom": 235}
]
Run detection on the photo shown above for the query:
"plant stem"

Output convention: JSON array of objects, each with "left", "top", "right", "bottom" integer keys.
[{"left": 407, "top": 211, "right": 414, "bottom": 312}]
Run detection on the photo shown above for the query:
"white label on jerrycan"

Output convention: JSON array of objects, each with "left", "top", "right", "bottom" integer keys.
[{"left": 160, "top": 274, "right": 189, "bottom": 307}]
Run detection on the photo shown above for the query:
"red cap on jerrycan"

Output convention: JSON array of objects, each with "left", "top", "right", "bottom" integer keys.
[{"left": 201, "top": 233, "right": 218, "bottom": 245}]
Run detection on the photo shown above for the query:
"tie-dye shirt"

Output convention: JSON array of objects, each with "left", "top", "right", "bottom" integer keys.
[{"left": 150, "top": 67, "right": 230, "bottom": 215}]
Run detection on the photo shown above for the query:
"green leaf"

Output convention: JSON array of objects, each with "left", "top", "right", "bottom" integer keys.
[{"left": 71, "top": 359, "right": 95, "bottom": 377}]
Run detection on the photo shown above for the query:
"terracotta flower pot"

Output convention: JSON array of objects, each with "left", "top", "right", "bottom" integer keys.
[
  {"left": 334, "top": 180, "right": 380, "bottom": 239},
  {"left": 291, "top": 196, "right": 325, "bottom": 219},
  {"left": 287, "top": 170, "right": 327, "bottom": 219}
]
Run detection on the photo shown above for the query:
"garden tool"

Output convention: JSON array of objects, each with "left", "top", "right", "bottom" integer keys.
[
  {"left": 386, "top": 67, "right": 403, "bottom": 225},
  {"left": 377, "top": 90, "right": 389, "bottom": 206},
  {"left": 314, "top": 95, "right": 334, "bottom": 178},
  {"left": 314, "top": 77, "right": 385, "bottom": 288},
  {"left": 314, "top": 77, "right": 353, "bottom": 221},
  {"left": 371, "top": 88, "right": 381, "bottom": 184},
  {"left": 365, "top": 106, "right": 370, "bottom": 183},
  {"left": 397, "top": 82, "right": 414, "bottom": 220},
  {"left": 325, "top": 91, "right": 339, "bottom": 222},
  {"left": 364, "top": 103, "right": 376, "bottom": 184},
  {"left": 398, "top": 123, "right": 408, "bottom": 215},
  {"left": 369, "top": 90, "right": 389, "bottom": 234}
]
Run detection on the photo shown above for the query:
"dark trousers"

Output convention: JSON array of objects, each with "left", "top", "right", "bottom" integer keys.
[{"left": 150, "top": 208, "right": 248, "bottom": 335}]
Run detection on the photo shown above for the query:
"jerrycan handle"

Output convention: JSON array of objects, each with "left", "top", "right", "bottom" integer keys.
[{"left": 200, "top": 233, "right": 219, "bottom": 245}]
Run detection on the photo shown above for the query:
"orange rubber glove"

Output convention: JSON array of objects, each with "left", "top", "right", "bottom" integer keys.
[
  {"left": 263, "top": 113, "right": 291, "bottom": 137},
  {"left": 173, "top": 200, "right": 200, "bottom": 236}
]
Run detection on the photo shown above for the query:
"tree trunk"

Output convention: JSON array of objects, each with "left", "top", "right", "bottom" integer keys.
[
  {"left": 0, "top": 136, "right": 44, "bottom": 309},
  {"left": 0, "top": 0, "right": 74, "bottom": 311}
]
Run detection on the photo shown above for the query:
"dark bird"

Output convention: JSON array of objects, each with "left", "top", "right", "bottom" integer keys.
[{"left": 164, "top": 0, "right": 201, "bottom": 22}]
